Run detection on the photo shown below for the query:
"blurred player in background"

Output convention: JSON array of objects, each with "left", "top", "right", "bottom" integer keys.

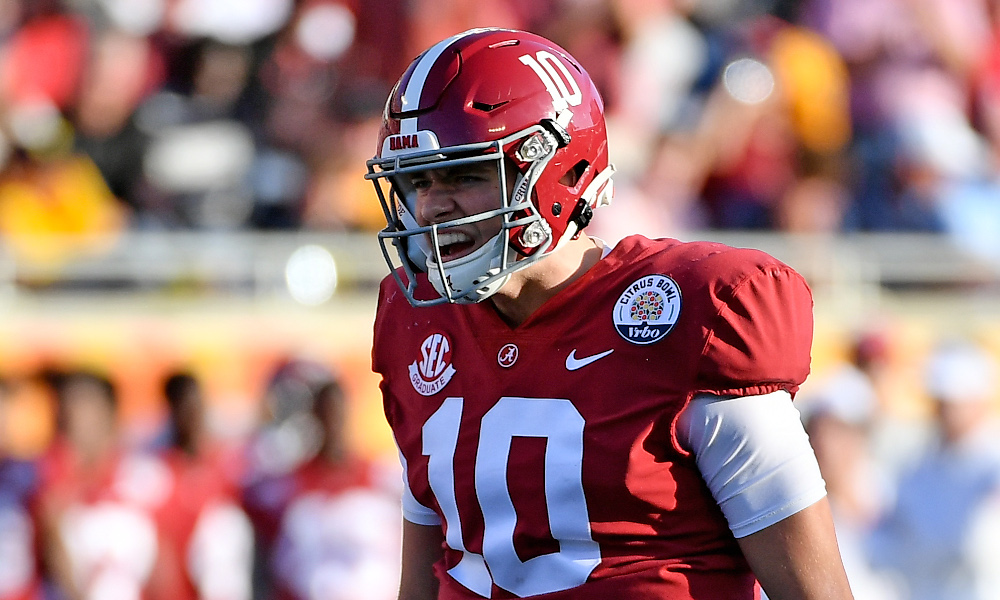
[
  {"left": 33, "top": 370, "right": 161, "bottom": 600},
  {"left": 243, "top": 368, "right": 400, "bottom": 600},
  {"left": 799, "top": 368, "right": 899, "bottom": 600},
  {"left": 0, "top": 377, "right": 44, "bottom": 600},
  {"left": 147, "top": 371, "right": 253, "bottom": 600},
  {"left": 367, "top": 28, "right": 854, "bottom": 600}
]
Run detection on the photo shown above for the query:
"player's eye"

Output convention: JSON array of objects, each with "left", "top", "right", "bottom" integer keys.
[
  {"left": 455, "top": 174, "right": 485, "bottom": 184},
  {"left": 410, "top": 176, "right": 431, "bottom": 190}
]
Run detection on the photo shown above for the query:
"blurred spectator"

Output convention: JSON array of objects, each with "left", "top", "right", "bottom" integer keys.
[
  {"left": 146, "top": 371, "right": 253, "bottom": 600},
  {"left": 256, "top": 0, "right": 408, "bottom": 230},
  {"left": 243, "top": 368, "right": 400, "bottom": 600},
  {"left": 0, "top": 0, "right": 995, "bottom": 244},
  {"left": 0, "top": 3, "right": 128, "bottom": 268},
  {"left": 605, "top": 0, "right": 708, "bottom": 179},
  {"left": 299, "top": 117, "right": 387, "bottom": 231},
  {"left": 241, "top": 356, "right": 342, "bottom": 598},
  {"left": 585, "top": 0, "right": 711, "bottom": 241},
  {"left": 696, "top": 14, "right": 853, "bottom": 230},
  {"left": 800, "top": 0, "right": 997, "bottom": 233},
  {"left": 137, "top": 39, "right": 260, "bottom": 229},
  {"left": 72, "top": 29, "right": 162, "bottom": 217},
  {"left": 244, "top": 357, "right": 338, "bottom": 479},
  {"left": 842, "top": 326, "right": 930, "bottom": 481},
  {"left": 0, "top": 140, "right": 126, "bottom": 268},
  {"left": 799, "top": 366, "right": 900, "bottom": 600},
  {"left": 33, "top": 369, "right": 166, "bottom": 600},
  {"left": 870, "top": 340, "right": 1000, "bottom": 600},
  {"left": 0, "top": 376, "right": 45, "bottom": 600}
]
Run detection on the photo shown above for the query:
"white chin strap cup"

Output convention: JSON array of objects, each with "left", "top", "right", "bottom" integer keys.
[{"left": 426, "top": 232, "right": 510, "bottom": 303}]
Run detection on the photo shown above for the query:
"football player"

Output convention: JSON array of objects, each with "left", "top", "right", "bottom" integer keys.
[{"left": 367, "top": 28, "right": 854, "bottom": 600}]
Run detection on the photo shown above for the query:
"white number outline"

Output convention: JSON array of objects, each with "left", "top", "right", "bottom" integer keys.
[
  {"left": 519, "top": 51, "right": 583, "bottom": 112},
  {"left": 422, "top": 396, "right": 601, "bottom": 597}
]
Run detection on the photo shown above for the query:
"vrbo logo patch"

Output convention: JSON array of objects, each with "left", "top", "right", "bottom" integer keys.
[
  {"left": 625, "top": 325, "right": 663, "bottom": 341},
  {"left": 613, "top": 275, "right": 682, "bottom": 345},
  {"left": 409, "top": 332, "right": 457, "bottom": 396}
]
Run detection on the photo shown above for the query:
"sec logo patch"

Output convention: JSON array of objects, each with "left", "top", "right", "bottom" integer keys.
[
  {"left": 613, "top": 275, "right": 681, "bottom": 345},
  {"left": 409, "top": 333, "right": 456, "bottom": 396}
]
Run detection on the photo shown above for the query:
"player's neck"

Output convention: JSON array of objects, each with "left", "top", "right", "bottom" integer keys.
[{"left": 489, "top": 235, "right": 603, "bottom": 327}]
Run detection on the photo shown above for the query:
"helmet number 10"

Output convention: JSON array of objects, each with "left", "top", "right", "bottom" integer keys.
[{"left": 519, "top": 51, "right": 583, "bottom": 112}]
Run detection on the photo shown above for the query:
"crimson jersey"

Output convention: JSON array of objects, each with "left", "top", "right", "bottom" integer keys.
[
  {"left": 244, "top": 455, "right": 401, "bottom": 600},
  {"left": 148, "top": 447, "right": 247, "bottom": 600},
  {"left": 372, "top": 235, "right": 814, "bottom": 600},
  {"left": 33, "top": 441, "right": 163, "bottom": 600}
]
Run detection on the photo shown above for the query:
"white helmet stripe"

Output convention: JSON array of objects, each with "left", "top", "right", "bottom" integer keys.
[{"left": 399, "top": 28, "right": 493, "bottom": 134}]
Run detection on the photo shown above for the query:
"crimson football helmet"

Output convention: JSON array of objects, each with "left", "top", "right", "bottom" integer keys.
[{"left": 366, "top": 28, "right": 615, "bottom": 306}]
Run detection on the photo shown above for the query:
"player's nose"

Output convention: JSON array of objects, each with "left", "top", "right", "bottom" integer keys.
[{"left": 417, "top": 184, "right": 459, "bottom": 225}]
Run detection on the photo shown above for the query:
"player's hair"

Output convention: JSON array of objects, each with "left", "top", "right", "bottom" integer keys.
[
  {"left": 59, "top": 369, "right": 118, "bottom": 410},
  {"left": 163, "top": 371, "right": 200, "bottom": 410},
  {"left": 313, "top": 379, "right": 345, "bottom": 412}
]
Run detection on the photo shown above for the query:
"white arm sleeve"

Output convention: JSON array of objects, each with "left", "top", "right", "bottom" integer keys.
[
  {"left": 677, "top": 390, "right": 827, "bottom": 538},
  {"left": 398, "top": 451, "right": 442, "bottom": 526}
]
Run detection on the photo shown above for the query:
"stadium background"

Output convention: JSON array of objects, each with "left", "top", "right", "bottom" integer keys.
[
  {"left": 0, "top": 0, "right": 1000, "bottom": 599},
  {"left": 2, "top": 2, "right": 1000, "bottom": 598},
  {"left": 0, "top": 0, "right": 997, "bottom": 502},
  {"left": 3, "top": 231, "right": 999, "bottom": 463}
]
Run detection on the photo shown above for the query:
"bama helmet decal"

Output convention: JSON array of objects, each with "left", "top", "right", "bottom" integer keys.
[
  {"left": 409, "top": 333, "right": 457, "bottom": 396},
  {"left": 613, "top": 275, "right": 681, "bottom": 345}
]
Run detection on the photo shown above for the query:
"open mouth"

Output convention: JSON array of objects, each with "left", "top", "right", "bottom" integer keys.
[{"left": 433, "top": 230, "right": 477, "bottom": 261}]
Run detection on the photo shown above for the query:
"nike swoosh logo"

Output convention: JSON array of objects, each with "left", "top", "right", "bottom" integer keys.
[{"left": 566, "top": 349, "right": 614, "bottom": 371}]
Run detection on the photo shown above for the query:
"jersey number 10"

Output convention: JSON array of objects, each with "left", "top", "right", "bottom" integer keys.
[{"left": 423, "top": 396, "right": 601, "bottom": 597}]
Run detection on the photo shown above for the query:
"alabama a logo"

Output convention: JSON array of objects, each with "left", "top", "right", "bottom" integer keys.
[
  {"left": 497, "top": 343, "right": 519, "bottom": 368},
  {"left": 613, "top": 275, "right": 681, "bottom": 345},
  {"left": 409, "top": 333, "right": 457, "bottom": 396}
]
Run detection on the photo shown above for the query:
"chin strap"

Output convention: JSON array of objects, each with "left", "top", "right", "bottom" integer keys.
[
  {"left": 567, "top": 162, "right": 617, "bottom": 235},
  {"left": 426, "top": 231, "right": 511, "bottom": 304},
  {"left": 581, "top": 163, "right": 616, "bottom": 210}
]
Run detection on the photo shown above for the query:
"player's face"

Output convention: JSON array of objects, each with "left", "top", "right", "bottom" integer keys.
[
  {"left": 408, "top": 163, "right": 505, "bottom": 263},
  {"left": 63, "top": 380, "right": 116, "bottom": 456}
]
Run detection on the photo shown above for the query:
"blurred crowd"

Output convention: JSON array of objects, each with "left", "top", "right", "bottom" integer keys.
[
  {"left": 795, "top": 333, "right": 1000, "bottom": 600},
  {"left": 1, "top": 1, "right": 1000, "bottom": 600},
  {"left": 0, "top": 357, "right": 402, "bottom": 600},
  {"left": 0, "top": 0, "right": 999, "bottom": 267},
  {"left": 1, "top": 331, "right": 999, "bottom": 600}
]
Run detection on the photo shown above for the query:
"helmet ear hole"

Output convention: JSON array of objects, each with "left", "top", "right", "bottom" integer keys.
[{"left": 559, "top": 160, "right": 589, "bottom": 188}]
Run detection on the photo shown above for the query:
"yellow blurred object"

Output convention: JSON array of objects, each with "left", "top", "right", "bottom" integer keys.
[
  {"left": 0, "top": 377, "right": 56, "bottom": 459},
  {"left": 304, "top": 119, "right": 387, "bottom": 232},
  {"left": 0, "top": 153, "right": 125, "bottom": 267},
  {"left": 769, "top": 26, "right": 852, "bottom": 154},
  {"left": 304, "top": 158, "right": 386, "bottom": 231}
]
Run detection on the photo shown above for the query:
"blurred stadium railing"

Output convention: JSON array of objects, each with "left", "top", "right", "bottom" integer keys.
[
  {"left": 1, "top": 232, "right": 997, "bottom": 310},
  {"left": 0, "top": 231, "right": 997, "bottom": 458}
]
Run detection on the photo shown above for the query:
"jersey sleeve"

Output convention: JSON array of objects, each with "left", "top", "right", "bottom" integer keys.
[
  {"left": 373, "top": 274, "right": 406, "bottom": 429},
  {"left": 371, "top": 275, "right": 397, "bottom": 377},
  {"left": 678, "top": 391, "right": 827, "bottom": 537},
  {"left": 694, "top": 254, "right": 814, "bottom": 398}
]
